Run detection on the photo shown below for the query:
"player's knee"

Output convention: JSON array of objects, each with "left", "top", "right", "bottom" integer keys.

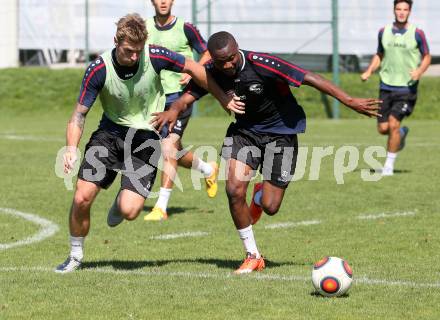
[
  {"left": 73, "top": 191, "right": 94, "bottom": 209},
  {"left": 162, "top": 141, "right": 177, "bottom": 160},
  {"left": 262, "top": 201, "right": 281, "bottom": 216},
  {"left": 377, "top": 126, "right": 388, "bottom": 135},
  {"left": 118, "top": 202, "right": 142, "bottom": 220},
  {"left": 225, "top": 183, "right": 246, "bottom": 203}
]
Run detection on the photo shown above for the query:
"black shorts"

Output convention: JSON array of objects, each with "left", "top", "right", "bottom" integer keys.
[
  {"left": 78, "top": 128, "right": 160, "bottom": 198},
  {"left": 160, "top": 92, "right": 193, "bottom": 138},
  {"left": 378, "top": 90, "right": 417, "bottom": 123},
  {"left": 221, "top": 123, "right": 298, "bottom": 189}
]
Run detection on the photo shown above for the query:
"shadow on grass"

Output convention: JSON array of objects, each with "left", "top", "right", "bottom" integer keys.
[
  {"left": 353, "top": 168, "right": 411, "bottom": 174},
  {"left": 310, "top": 291, "right": 350, "bottom": 298},
  {"left": 81, "top": 257, "right": 304, "bottom": 271},
  {"left": 142, "top": 206, "right": 211, "bottom": 217}
]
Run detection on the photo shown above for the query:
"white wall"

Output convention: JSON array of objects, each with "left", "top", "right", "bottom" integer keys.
[
  {"left": 0, "top": 0, "right": 18, "bottom": 68},
  {"left": 18, "top": 0, "right": 147, "bottom": 52},
  {"left": 13, "top": 0, "right": 440, "bottom": 58},
  {"left": 182, "top": 0, "right": 439, "bottom": 56}
]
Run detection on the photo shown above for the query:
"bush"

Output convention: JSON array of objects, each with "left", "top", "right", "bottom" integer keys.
[{"left": 1, "top": 68, "right": 439, "bottom": 119}]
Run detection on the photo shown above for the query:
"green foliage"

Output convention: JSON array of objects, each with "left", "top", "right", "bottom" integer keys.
[
  {"left": 0, "top": 68, "right": 83, "bottom": 114},
  {"left": 0, "top": 68, "right": 439, "bottom": 120}
]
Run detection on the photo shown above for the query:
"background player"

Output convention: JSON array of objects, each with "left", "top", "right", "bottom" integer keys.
[
  {"left": 143, "top": 0, "right": 218, "bottom": 222},
  {"left": 361, "top": 0, "right": 431, "bottom": 176}
]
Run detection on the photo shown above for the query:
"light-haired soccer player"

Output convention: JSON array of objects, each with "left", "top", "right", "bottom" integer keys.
[
  {"left": 55, "top": 14, "right": 239, "bottom": 273},
  {"left": 152, "top": 31, "right": 380, "bottom": 274},
  {"left": 361, "top": 0, "right": 431, "bottom": 176},
  {"left": 143, "top": 0, "right": 218, "bottom": 222}
]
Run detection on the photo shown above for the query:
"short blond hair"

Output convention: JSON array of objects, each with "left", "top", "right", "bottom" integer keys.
[{"left": 115, "top": 13, "right": 148, "bottom": 44}]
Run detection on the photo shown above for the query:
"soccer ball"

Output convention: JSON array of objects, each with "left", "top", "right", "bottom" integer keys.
[{"left": 311, "top": 256, "right": 353, "bottom": 297}]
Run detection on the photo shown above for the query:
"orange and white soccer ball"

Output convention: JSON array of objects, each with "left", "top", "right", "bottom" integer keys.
[{"left": 311, "top": 256, "right": 353, "bottom": 297}]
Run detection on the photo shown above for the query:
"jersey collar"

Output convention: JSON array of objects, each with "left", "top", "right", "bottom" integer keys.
[
  {"left": 154, "top": 16, "right": 177, "bottom": 31},
  {"left": 238, "top": 50, "right": 246, "bottom": 72}
]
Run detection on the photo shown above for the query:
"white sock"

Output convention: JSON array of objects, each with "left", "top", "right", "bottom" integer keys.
[
  {"left": 194, "top": 158, "right": 213, "bottom": 177},
  {"left": 253, "top": 190, "right": 262, "bottom": 207},
  {"left": 70, "top": 236, "right": 84, "bottom": 261},
  {"left": 237, "top": 225, "right": 260, "bottom": 258},
  {"left": 155, "top": 188, "right": 172, "bottom": 212},
  {"left": 384, "top": 152, "right": 397, "bottom": 170}
]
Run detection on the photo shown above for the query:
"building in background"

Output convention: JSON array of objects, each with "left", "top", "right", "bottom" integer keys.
[{"left": 0, "top": 0, "right": 19, "bottom": 68}]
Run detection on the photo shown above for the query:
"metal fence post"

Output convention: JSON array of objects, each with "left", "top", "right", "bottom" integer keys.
[
  {"left": 332, "top": 0, "right": 340, "bottom": 119},
  {"left": 207, "top": 0, "right": 212, "bottom": 37},
  {"left": 85, "top": 0, "right": 89, "bottom": 64}
]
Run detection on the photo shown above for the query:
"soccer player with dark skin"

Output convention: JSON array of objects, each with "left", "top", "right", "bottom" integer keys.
[
  {"left": 152, "top": 31, "right": 380, "bottom": 274},
  {"left": 361, "top": 0, "right": 431, "bottom": 176},
  {"left": 55, "top": 15, "right": 239, "bottom": 273}
]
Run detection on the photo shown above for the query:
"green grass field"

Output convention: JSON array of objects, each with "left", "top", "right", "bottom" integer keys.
[{"left": 1, "top": 105, "right": 440, "bottom": 319}]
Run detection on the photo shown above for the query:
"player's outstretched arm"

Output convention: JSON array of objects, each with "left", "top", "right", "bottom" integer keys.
[
  {"left": 150, "top": 92, "right": 196, "bottom": 133},
  {"left": 303, "top": 72, "right": 381, "bottom": 117},
  {"left": 179, "top": 50, "right": 211, "bottom": 85},
  {"left": 64, "top": 103, "right": 90, "bottom": 173},
  {"left": 181, "top": 58, "right": 222, "bottom": 99}
]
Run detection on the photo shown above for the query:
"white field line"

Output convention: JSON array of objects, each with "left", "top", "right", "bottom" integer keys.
[
  {"left": 0, "top": 134, "right": 63, "bottom": 142},
  {"left": 150, "top": 231, "right": 209, "bottom": 240},
  {"left": 264, "top": 210, "right": 416, "bottom": 230},
  {"left": 1, "top": 266, "right": 440, "bottom": 289},
  {"left": 0, "top": 208, "right": 59, "bottom": 250},
  {"left": 354, "top": 276, "right": 440, "bottom": 289},
  {"left": 357, "top": 211, "right": 416, "bottom": 220},
  {"left": 264, "top": 220, "right": 321, "bottom": 230}
]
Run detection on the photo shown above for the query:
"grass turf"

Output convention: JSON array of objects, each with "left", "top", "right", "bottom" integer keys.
[{"left": 1, "top": 109, "right": 440, "bottom": 319}]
